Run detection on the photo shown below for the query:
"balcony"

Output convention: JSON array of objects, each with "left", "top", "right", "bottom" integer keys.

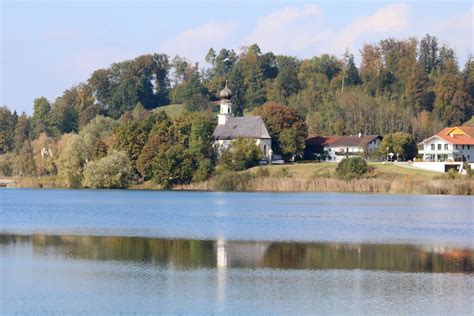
[{"left": 419, "top": 149, "right": 459, "bottom": 155}]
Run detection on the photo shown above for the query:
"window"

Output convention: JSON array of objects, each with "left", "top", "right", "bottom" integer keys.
[
  {"left": 437, "top": 144, "right": 441, "bottom": 150},
  {"left": 431, "top": 144, "right": 435, "bottom": 150},
  {"left": 444, "top": 144, "right": 448, "bottom": 150},
  {"left": 456, "top": 145, "right": 459, "bottom": 150},
  {"left": 263, "top": 145, "right": 267, "bottom": 153},
  {"left": 462, "top": 145, "right": 465, "bottom": 149},
  {"left": 228, "top": 108, "right": 230, "bottom": 114},
  {"left": 468, "top": 145, "right": 471, "bottom": 150}
]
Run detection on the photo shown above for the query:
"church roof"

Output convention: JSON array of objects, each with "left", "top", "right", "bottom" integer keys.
[{"left": 213, "top": 116, "right": 271, "bottom": 140}]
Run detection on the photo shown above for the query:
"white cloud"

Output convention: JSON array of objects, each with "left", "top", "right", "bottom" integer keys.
[
  {"left": 159, "top": 21, "right": 238, "bottom": 63},
  {"left": 244, "top": 5, "right": 323, "bottom": 54},
  {"left": 329, "top": 3, "right": 410, "bottom": 53}
]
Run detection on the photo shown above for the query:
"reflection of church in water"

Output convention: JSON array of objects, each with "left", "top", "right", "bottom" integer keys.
[{"left": 215, "top": 239, "right": 270, "bottom": 268}]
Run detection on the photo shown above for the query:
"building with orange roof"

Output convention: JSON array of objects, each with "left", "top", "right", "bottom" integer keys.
[{"left": 418, "top": 126, "right": 474, "bottom": 162}]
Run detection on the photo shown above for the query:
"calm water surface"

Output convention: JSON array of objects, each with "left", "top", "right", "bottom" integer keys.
[{"left": 1, "top": 189, "right": 473, "bottom": 314}]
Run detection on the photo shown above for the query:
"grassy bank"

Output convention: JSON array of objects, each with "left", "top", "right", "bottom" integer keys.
[
  {"left": 175, "top": 163, "right": 474, "bottom": 195},
  {"left": 7, "top": 162, "right": 473, "bottom": 195}
]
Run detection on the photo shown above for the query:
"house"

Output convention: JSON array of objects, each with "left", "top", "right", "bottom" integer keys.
[
  {"left": 212, "top": 82, "right": 272, "bottom": 158},
  {"left": 418, "top": 126, "right": 474, "bottom": 162},
  {"left": 305, "top": 134, "right": 382, "bottom": 162}
]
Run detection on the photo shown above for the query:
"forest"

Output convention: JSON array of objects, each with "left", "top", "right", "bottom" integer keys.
[{"left": 0, "top": 34, "right": 473, "bottom": 188}]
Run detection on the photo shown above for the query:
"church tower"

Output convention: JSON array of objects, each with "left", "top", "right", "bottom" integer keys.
[{"left": 218, "top": 81, "right": 232, "bottom": 125}]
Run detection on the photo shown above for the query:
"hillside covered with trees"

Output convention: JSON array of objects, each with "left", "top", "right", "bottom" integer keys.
[{"left": 0, "top": 34, "right": 473, "bottom": 188}]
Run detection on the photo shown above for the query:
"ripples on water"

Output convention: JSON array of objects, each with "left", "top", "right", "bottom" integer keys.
[{"left": 1, "top": 189, "right": 473, "bottom": 313}]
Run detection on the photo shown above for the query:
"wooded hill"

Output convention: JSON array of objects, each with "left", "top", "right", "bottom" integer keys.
[{"left": 0, "top": 34, "right": 473, "bottom": 188}]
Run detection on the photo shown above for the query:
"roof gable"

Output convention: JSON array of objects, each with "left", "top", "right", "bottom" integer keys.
[
  {"left": 446, "top": 127, "right": 465, "bottom": 136},
  {"left": 434, "top": 126, "right": 474, "bottom": 145}
]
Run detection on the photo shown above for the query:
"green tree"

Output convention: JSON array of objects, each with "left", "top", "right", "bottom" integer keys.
[
  {"left": 83, "top": 150, "right": 133, "bottom": 189},
  {"left": 114, "top": 116, "right": 155, "bottom": 169},
  {"left": 51, "top": 96, "right": 79, "bottom": 134},
  {"left": 32, "top": 97, "right": 53, "bottom": 137},
  {"left": 56, "top": 134, "right": 87, "bottom": 188},
  {"left": 17, "top": 141, "right": 37, "bottom": 177},
  {"left": 219, "top": 138, "right": 263, "bottom": 171},
  {"left": 240, "top": 44, "right": 267, "bottom": 109},
  {"left": 0, "top": 106, "right": 15, "bottom": 153},
  {"left": 344, "top": 53, "right": 361, "bottom": 87},
  {"left": 79, "top": 115, "right": 118, "bottom": 159},
  {"left": 266, "top": 55, "right": 300, "bottom": 103},
  {"left": 380, "top": 132, "right": 418, "bottom": 161},
  {"left": 13, "top": 113, "right": 31, "bottom": 152},
  {"left": 152, "top": 143, "right": 194, "bottom": 188},
  {"left": 229, "top": 62, "right": 245, "bottom": 116},
  {"left": 418, "top": 34, "right": 439, "bottom": 74}
]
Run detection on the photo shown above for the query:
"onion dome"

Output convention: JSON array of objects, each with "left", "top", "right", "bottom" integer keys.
[{"left": 219, "top": 81, "right": 232, "bottom": 99}]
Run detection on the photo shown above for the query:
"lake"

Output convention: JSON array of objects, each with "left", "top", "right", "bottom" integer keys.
[{"left": 1, "top": 189, "right": 473, "bottom": 314}]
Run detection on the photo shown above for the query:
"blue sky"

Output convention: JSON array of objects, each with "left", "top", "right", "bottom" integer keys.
[{"left": 1, "top": 0, "right": 472, "bottom": 114}]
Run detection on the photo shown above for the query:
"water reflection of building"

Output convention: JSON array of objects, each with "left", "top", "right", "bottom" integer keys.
[
  {"left": 215, "top": 240, "right": 270, "bottom": 268},
  {"left": 4, "top": 234, "right": 471, "bottom": 274}
]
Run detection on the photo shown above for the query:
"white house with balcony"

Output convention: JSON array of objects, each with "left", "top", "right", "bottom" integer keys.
[{"left": 418, "top": 127, "right": 474, "bottom": 162}]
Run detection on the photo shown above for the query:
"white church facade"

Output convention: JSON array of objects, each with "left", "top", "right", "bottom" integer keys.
[{"left": 212, "top": 82, "right": 272, "bottom": 159}]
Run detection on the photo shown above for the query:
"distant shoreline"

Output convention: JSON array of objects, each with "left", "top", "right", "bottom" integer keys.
[{"left": 4, "top": 162, "right": 473, "bottom": 195}]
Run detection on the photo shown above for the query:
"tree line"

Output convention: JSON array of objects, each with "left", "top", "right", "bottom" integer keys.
[{"left": 0, "top": 34, "right": 473, "bottom": 187}]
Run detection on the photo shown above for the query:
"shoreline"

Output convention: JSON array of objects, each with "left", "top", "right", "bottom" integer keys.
[
  {"left": 4, "top": 176, "right": 473, "bottom": 196},
  {"left": 3, "top": 162, "right": 473, "bottom": 195}
]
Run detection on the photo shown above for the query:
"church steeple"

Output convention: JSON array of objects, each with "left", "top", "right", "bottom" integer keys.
[{"left": 218, "top": 81, "right": 233, "bottom": 125}]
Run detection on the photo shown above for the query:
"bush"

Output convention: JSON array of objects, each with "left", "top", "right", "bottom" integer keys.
[
  {"left": 336, "top": 157, "right": 370, "bottom": 179},
  {"left": 83, "top": 150, "right": 133, "bottom": 188},
  {"left": 213, "top": 170, "right": 254, "bottom": 191}
]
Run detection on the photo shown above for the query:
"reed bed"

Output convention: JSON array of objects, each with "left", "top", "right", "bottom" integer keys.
[{"left": 177, "top": 174, "right": 474, "bottom": 195}]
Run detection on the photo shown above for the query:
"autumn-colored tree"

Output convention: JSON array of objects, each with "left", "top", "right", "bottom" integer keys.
[
  {"left": 32, "top": 133, "right": 57, "bottom": 176},
  {"left": 255, "top": 102, "right": 307, "bottom": 157},
  {"left": 433, "top": 59, "right": 469, "bottom": 125}
]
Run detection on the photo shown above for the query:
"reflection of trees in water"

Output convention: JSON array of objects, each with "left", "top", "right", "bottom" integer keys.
[
  {"left": 262, "top": 243, "right": 473, "bottom": 273},
  {"left": 0, "top": 234, "right": 472, "bottom": 273}
]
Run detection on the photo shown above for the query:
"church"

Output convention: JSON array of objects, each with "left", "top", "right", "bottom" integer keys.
[{"left": 212, "top": 82, "right": 272, "bottom": 159}]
